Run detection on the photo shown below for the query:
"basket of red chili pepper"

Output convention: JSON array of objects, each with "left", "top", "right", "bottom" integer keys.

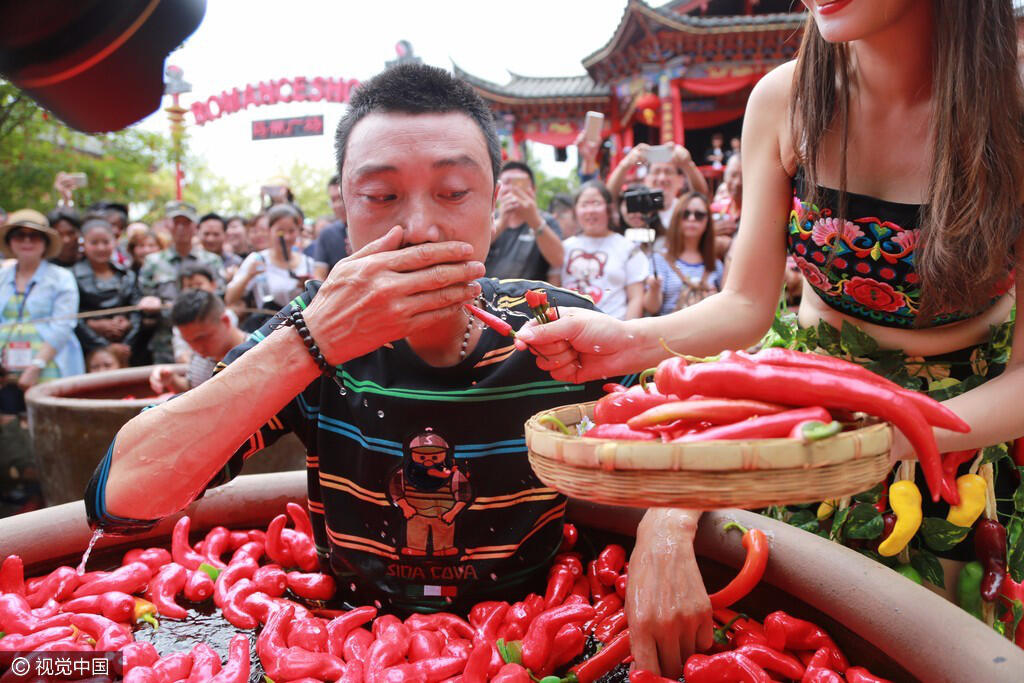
[{"left": 525, "top": 349, "right": 970, "bottom": 509}]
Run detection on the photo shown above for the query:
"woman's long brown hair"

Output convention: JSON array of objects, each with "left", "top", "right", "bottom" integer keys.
[
  {"left": 664, "top": 192, "right": 717, "bottom": 275},
  {"left": 790, "top": 0, "right": 1024, "bottom": 323}
]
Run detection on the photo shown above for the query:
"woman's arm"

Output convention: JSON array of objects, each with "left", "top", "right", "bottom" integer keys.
[
  {"left": 606, "top": 144, "right": 650, "bottom": 200},
  {"left": 224, "top": 254, "right": 260, "bottom": 306},
  {"left": 624, "top": 281, "right": 645, "bottom": 320},
  {"left": 643, "top": 275, "right": 663, "bottom": 315},
  {"left": 515, "top": 65, "right": 797, "bottom": 382}
]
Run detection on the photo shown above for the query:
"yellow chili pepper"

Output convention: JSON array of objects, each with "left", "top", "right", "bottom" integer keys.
[
  {"left": 878, "top": 480, "right": 922, "bottom": 557},
  {"left": 946, "top": 474, "right": 986, "bottom": 528},
  {"left": 134, "top": 597, "right": 159, "bottom": 629},
  {"left": 817, "top": 500, "right": 836, "bottom": 520}
]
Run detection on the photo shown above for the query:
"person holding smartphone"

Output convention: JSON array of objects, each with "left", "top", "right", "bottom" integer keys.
[
  {"left": 605, "top": 142, "right": 709, "bottom": 232},
  {"left": 484, "top": 161, "right": 564, "bottom": 282}
]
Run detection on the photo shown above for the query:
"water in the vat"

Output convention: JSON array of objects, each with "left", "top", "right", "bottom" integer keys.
[{"left": 77, "top": 528, "right": 103, "bottom": 574}]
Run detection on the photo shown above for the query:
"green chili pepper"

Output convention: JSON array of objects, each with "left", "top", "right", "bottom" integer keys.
[
  {"left": 198, "top": 562, "right": 221, "bottom": 581},
  {"left": 539, "top": 414, "right": 572, "bottom": 436},
  {"left": 894, "top": 564, "right": 922, "bottom": 585},
  {"left": 538, "top": 677, "right": 561, "bottom": 683},
  {"left": 956, "top": 561, "right": 985, "bottom": 620},
  {"left": 799, "top": 420, "right": 843, "bottom": 441}
]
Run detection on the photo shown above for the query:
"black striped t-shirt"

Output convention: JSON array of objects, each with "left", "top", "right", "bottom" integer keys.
[{"left": 212, "top": 277, "right": 614, "bottom": 612}]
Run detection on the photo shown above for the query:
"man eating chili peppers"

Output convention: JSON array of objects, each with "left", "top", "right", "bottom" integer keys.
[{"left": 81, "top": 64, "right": 640, "bottom": 620}]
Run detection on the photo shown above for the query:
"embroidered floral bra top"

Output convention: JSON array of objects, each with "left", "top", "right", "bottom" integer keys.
[{"left": 788, "top": 170, "right": 1014, "bottom": 329}]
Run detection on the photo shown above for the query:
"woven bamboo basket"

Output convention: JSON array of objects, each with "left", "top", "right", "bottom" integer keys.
[{"left": 526, "top": 401, "right": 893, "bottom": 509}]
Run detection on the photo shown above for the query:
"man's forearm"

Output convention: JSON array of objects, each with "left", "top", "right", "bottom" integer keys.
[
  {"left": 535, "top": 225, "right": 565, "bottom": 269},
  {"left": 104, "top": 326, "right": 320, "bottom": 520}
]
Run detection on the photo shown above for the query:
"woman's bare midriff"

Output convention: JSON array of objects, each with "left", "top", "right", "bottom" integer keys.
[{"left": 796, "top": 281, "right": 1014, "bottom": 358}]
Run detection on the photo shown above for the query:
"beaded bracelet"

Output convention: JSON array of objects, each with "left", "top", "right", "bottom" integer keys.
[{"left": 279, "top": 309, "right": 346, "bottom": 393}]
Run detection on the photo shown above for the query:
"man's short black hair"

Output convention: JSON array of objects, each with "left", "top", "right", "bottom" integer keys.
[
  {"left": 548, "top": 193, "right": 573, "bottom": 214},
  {"left": 199, "top": 212, "right": 226, "bottom": 228},
  {"left": 178, "top": 262, "right": 216, "bottom": 287},
  {"left": 327, "top": 174, "right": 340, "bottom": 188},
  {"left": 499, "top": 161, "right": 535, "bottom": 187},
  {"left": 47, "top": 208, "right": 82, "bottom": 230},
  {"left": 171, "top": 289, "right": 224, "bottom": 327},
  {"left": 334, "top": 63, "right": 501, "bottom": 185}
]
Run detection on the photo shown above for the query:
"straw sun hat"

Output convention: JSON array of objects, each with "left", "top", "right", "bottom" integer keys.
[{"left": 0, "top": 209, "right": 62, "bottom": 260}]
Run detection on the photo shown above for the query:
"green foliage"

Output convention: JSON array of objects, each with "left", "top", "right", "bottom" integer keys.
[
  {"left": 524, "top": 143, "right": 578, "bottom": 215},
  {"left": 276, "top": 159, "right": 333, "bottom": 222},
  {"left": 0, "top": 80, "right": 170, "bottom": 216}
]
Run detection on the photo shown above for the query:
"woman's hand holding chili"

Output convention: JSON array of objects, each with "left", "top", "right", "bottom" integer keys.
[
  {"left": 515, "top": 308, "right": 634, "bottom": 383},
  {"left": 303, "top": 226, "right": 484, "bottom": 364},
  {"left": 626, "top": 508, "right": 712, "bottom": 679}
]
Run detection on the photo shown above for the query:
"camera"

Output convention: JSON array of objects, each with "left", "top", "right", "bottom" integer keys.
[{"left": 623, "top": 187, "right": 665, "bottom": 215}]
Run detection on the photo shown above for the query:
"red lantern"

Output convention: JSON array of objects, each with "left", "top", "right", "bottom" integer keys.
[{"left": 634, "top": 92, "right": 661, "bottom": 127}]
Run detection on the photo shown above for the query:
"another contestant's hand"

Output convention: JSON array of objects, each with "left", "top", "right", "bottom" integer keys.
[
  {"left": 627, "top": 508, "right": 712, "bottom": 678},
  {"left": 514, "top": 307, "right": 633, "bottom": 383},
  {"left": 305, "top": 226, "right": 483, "bottom": 364}
]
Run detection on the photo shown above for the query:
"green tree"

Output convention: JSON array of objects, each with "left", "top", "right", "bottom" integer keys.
[
  {"left": 0, "top": 80, "right": 171, "bottom": 216},
  {"left": 524, "top": 143, "right": 578, "bottom": 212},
  {"left": 277, "top": 159, "right": 333, "bottom": 221}
]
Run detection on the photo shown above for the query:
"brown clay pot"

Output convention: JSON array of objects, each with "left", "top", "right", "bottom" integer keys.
[
  {"left": 1, "top": 472, "right": 1021, "bottom": 682},
  {"left": 23, "top": 366, "right": 305, "bottom": 505}
]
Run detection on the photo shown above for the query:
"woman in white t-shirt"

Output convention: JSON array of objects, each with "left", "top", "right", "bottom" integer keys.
[
  {"left": 226, "top": 203, "right": 314, "bottom": 310},
  {"left": 560, "top": 181, "right": 649, "bottom": 320}
]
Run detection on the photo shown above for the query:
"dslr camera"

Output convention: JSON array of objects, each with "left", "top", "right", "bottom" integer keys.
[{"left": 622, "top": 187, "right": 665, "bottom": 215}]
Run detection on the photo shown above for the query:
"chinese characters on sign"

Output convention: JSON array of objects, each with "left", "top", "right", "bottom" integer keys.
[{"left": 252, "top": 115, "right": 324, "bottom": 141}]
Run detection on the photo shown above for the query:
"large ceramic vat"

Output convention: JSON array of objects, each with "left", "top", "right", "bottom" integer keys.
[
  {"left": 23, "top": 366, "right": 305, "bottom": 505},
  {"left": 1, "top": 471, "right": 1021, "bottom": 681}
]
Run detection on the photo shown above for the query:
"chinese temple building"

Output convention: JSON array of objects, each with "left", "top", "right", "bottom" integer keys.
[{"left": 454, "top": 0, "right": 806, "bottom": 171}]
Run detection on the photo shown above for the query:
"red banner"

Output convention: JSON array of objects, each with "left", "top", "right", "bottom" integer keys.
[
  {"left": 252, "top": 115, "right": 324, "bottom": 140},
  {"left": 679, "top": 73, "right": 763, "bottom": 97}
]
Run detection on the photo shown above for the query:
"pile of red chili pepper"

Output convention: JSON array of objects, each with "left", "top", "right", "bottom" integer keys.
[
  {"left": 0, "top": 505, "right": 899, "bottom": 682},
  {"left": 571, "top": 349, "right": 971, "bottom": 505}
]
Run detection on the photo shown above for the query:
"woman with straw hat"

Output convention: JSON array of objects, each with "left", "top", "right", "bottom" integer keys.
[{"left": 0, "top": 209, "right": 84, "bottom": 414}]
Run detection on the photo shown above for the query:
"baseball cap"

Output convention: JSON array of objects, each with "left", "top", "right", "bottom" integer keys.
[{"left": 164, "top": 200, "right": 198, "bottom": 222}]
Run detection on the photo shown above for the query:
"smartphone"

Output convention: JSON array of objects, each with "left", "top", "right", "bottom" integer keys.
[
  {"left": 67, "top": 172, "right": 88, "bottom": 188},
  {"left": 583, "top": 111, "right": 604, "bottom": 143},
  {"left": 646, "top": 144, "right": 673, "bottom": 165}
]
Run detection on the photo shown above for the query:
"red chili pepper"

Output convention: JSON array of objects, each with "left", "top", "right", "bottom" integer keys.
[
  {"left": 122, "top": 666, "right": 163, "bottom": 683},
  {"left": 544, "top": 564, "right": 575, "bottom": 609},
  {"left": 475, "top": 603, "right": 509, "bottom": 641},
  {"left": 324, "top": 605, "right": 377, "bottom": 658},
  {"left": 492, "top": 662, "right": 531, "bottom": 683},
  {"left": 520, "top": 603, "right": 595, "bottom": 672},
  {"left": 444, "top": 637, "right": 473, "bottom": 661},
  {"left": 555, "top": 552, "right": 584, "bottom": 576},
  {"left": 939, "top": 449, "right": 977, "bottom": 506},
  {"left": 732, "top": 349, "right": 970, "bottom": 433},
  {"left": 429, "top": 613, "right": 475, "bottom": 640},
  {"left": 464, "top": 303, "right": 515, "bottom": 337},
  {"left": 684, "top": 651, "right": 770, "bottom": 683},
  {"left": 283, "top": 527, "right": 322, "bottom": 573},
  {"left": 24, "top": 566, "right": 79, "bottom": 608},
  {"left": 0, "top": 555, "right": 25, "bottom": 596},
  {"left": 0, "top": 625, "right": 75, "bottom": 654},
  {"left": 344, "top": 627, "right": 376, "bottom": 663},
  {"left": 408, "top": 654, "right": 468, "bottom": 682},
  {"left": 501, "top": 602, "right": 533, "bottom": 642},
  {"left": 123, "top": 641, "right": 161, "bottom": 672},
  {"left": 801, "top": 647, "right": 845, "bottom": 683},
  {"left": 201, "top": 526, "right": 231, "bottom": 569},
  {"left": 594, "top": 385, "right": 676, "bottom": 425},
  {"left": 585, "top": 422, "right": 659, "bottom": 440},
  {"left": 657, "top": 359, "right": 950, "bottom": 502},
  {"left": 595, "top": 544, "right": 626, "bottom": 586},
  {"left": 615, "top": 574, "right": 627, "bottom": 599},
  {"left": 462, "top": 637, "right": 492, "bottom": 683},
  {"left": 215, "top": 556, "right": 257, "bottom": 606},
  {"left": 674, "top": 406, "right": 833, "bottom": 442},
  {"left": 735, "top": 643, "right": 804, "bottom": 680},
  {"left": 845, "top": 666, "right": 894, "bottom": 683},
  {"left": 539, "top": 623, "right": 586, "bottom": 677},
  {"left": 207, "top": 633, "right": 251, "bottom": 683},
  {"left": 122, "top": 547, "right": 173, "bottom": 572},
  {"left": 287, "top": 570, "right": 337, "bottom": 601},
  {"left": 571, "top": 628, "right": 630, "bottom": 683},
  {"left": 186, "top": 643, "right": 223, "bottom": 682},
  {"left": 72, "top": 561, "right": 152, "bottom": 598},
  {"left": 221, "top": 577, "right": 259, "bottom": 629},
  {"left": 258, "top": 603, "right": 345, "bottom": 681},
  {"left": 593, "top": 608, "right": 627, "bottom": 642},
  {"left": 153, "top": 651, "right": 195, "bottom": 682},
  {"left": 709, "top": 523, "right": 769, "bottom": 609},
  {"left": 591, "top": 592, "right": 624, "bottom": 629},
  {"left": 763, "top": 611, "right": 848, "bottom": 670},
  {"left": 172, "top": 516, "right": 207, "bottom": 570},
  {"left": 69, "top": 612, "right": 130, "bottom": 644},
  {"left": 287, "top": 501, "right": 316, "bottom": 538},
  {"left": 338, "top": 660, "right": 365, "bottom": 683},
  {"left": 975, "top": 519, "right": 1008, "bottom": 602},
  {"left": 874, "top": 481, "right": 889, "bottom": 514},
  {"left": 184, "top": 567, "right": 215, "bottom": 602},
  {"left": 148, "top": 562, "right": 188, "bottom": 619},
  {"left": 61, "top": 591, "right": 135, "bottom": 622},
  {"left": 628, "top": 398, "right": 788, "bottom": 430},
  {"left": 559, "top": 523, "right": 579, "bottom": 552},
  {"left": 288, "top": 617, "right": 330, "bottom": 652},
  {"left": 410, "top": 629, "right": 445, "bottom": 662},
  {"left": 266, "top": 513, "right": 297, "bottom": 567},
  {"left": 629, "top": 670, "right": 677, "bottom": 683},
  {"left": 230, "top": 540, "right": 266, "bottom": 566}
]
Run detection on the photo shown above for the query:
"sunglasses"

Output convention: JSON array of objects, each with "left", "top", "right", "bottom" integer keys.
[
  {"left": 681, "top": 209, "right": 708, "bottom": 221},
  {"left": 8, "top": 229, "right": 46, "bottom": 241}
]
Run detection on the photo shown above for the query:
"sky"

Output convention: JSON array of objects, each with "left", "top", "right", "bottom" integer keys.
[{"left": 136, "top": 0, "right": 653, "bottom": 201}]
